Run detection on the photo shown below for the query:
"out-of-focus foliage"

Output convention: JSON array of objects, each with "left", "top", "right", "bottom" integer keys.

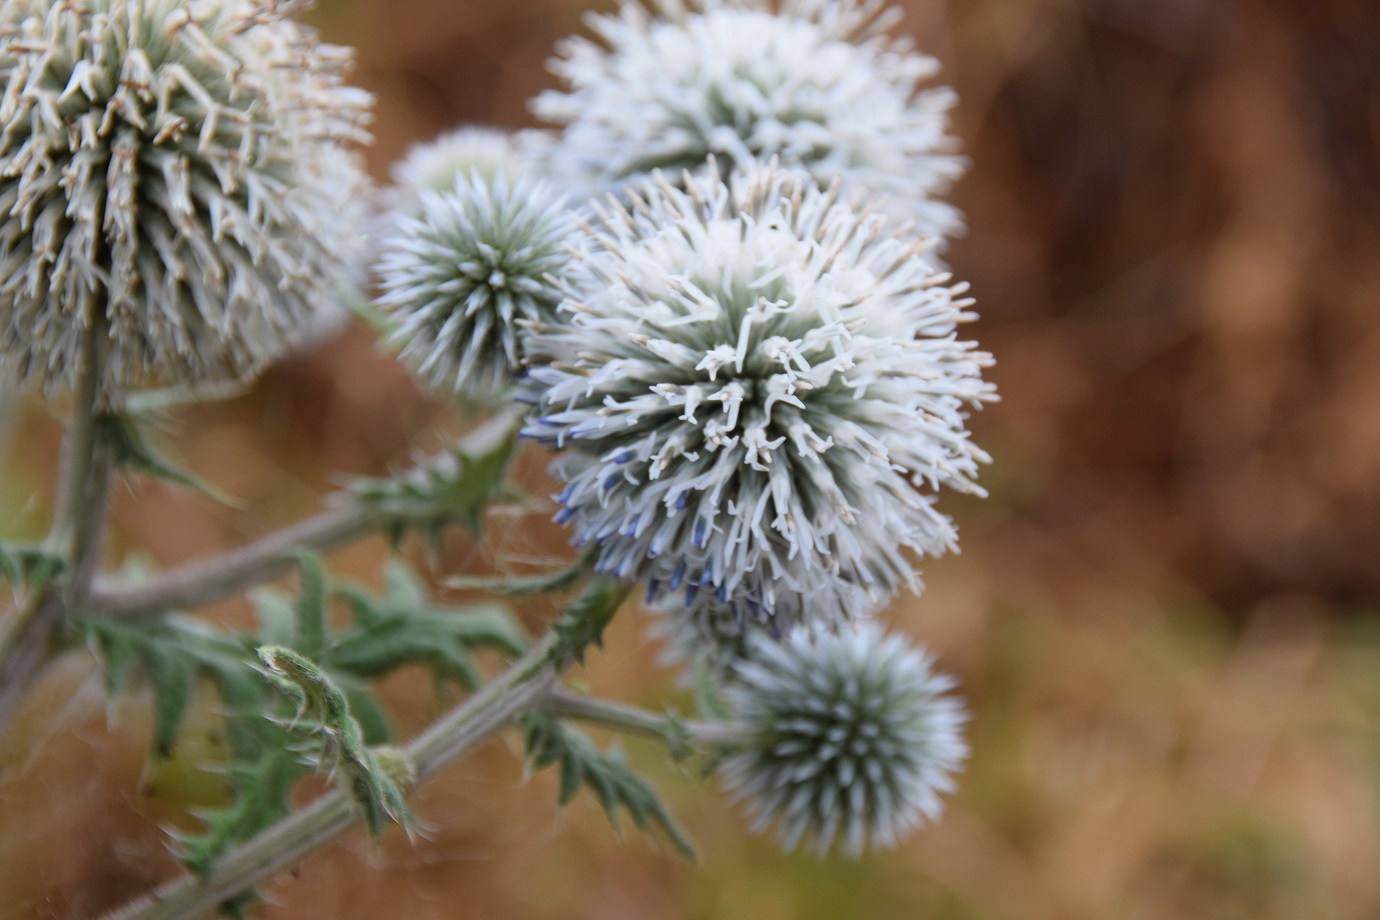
[
  {"left": 2, "top": 0, "right": 1379, "bottom": 918},
  {"left": 78, "top": 557, "right": 523, "bottom": 890}
]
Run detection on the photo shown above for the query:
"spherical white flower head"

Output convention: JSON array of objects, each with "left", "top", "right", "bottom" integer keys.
[
  {"left": 375, "top": 173, "right": 574, "bottom": 397},
  {"left": 381, "top": 126, "right": 558, "bottom": 222},
  {"left": 535, "top": 0, "right": 965, "bottom": 238},
  {"left": 0, "top": 0, "right": 373, "bottom": 403},
  {"left": 720, "top": 621, "right": 968, "bottom": 856},
  {"left": 523, "top": 163, "right": 995, "bottom": 631}
]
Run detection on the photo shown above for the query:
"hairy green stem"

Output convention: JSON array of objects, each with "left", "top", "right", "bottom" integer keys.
[
  {"left": 45, "top": 319, "right": 108, "bottom": 563},
  {"left": 85, "top": 408, "right": 523, "bottom": 621},
  {"left": 88, "top": 502, "right": 383, "bottom": 621},
  {"left": 540, "top": 690, "right": 752, "bottom": 749},
  {"left": 101, "top": 633, "right": 562, "bottom": 920},
  {"left": 0, "top": 317, "right": 111, "bottom": 736}
]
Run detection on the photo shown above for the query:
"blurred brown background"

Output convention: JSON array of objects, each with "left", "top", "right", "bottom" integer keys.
[{"left": 3, "top": 0, "right": 1380, "bottom": 917}]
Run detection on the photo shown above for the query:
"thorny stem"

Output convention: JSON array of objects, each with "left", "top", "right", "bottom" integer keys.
[
  {"left": 101, "top": 633, "right": 563, "bottom": 920},
  {"left": 0, "top": 317, "right": 111, "bottom": 736},
  {"left": 85, "top": 408, "right": 524, "bottom": 621},
  {"left": 540, "top": 689, "right": 753, "bottom": 749}
]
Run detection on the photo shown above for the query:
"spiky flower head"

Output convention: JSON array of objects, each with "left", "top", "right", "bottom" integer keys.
[
  {"left": 720, "top": 621, "right": 967, "bottom": 856},
  {"left": 374, "top": 173, "right": 574, "bottom": 397},
  {"left": 523, "top": 163, "right": 995, "bottom": 635},
  {"left": 535, "top": 0, "right": 964, "bottom": 238},
  {"left": 0, "top": 0, "right": 372, "bottom": 403},
  {"left": 380, "top": 126, "right": 558, "bottom": 221}
]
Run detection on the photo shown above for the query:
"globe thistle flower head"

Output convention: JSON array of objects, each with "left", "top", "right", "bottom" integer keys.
[
  {"left": 375, "top": 172, "right": 575, "bottom": 397},
  {"left": 535, "top": 0, "right": 965, "bottom": 238},
  {"left": 720, "top": 622, "right": 968, "bottom": 857},
  {"left": 523, "top": 162, "right": 995, "bottom": 634},
  {"left": 381, "top": 126, "right": 558, "bottom": 222},
  {"left": 0, "top": 0, "right": 373, "bottom": 403}
]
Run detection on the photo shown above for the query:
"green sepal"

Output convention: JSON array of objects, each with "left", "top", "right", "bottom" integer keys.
[{"left": 522, "top": 712, "right": 695, "bottom": 859}]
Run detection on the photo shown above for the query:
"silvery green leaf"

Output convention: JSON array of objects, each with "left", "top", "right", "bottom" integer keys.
[
  {"left": 522, "top": 712, "right": 695, "bottom": 859},
  {"left": 327, "top": 561, "right": 527, "bottom": 691},
  {"left": 80, "top": 616, "right": 269, "bottom": 759}
]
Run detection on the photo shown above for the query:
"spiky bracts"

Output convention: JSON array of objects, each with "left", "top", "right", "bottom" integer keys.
[
  {"left": 523, "top": 163, "right": 994, "bottom": 633},
  {"left": 721, "top": 622, "right": 967, "bottom": 856},
  {"left": 0, "top": 0, "right": 373, "bottom": 402},
  {"left": 375, "top": 173, "right": 574, "bottom": 397},
  {"left": 534, "top": 0, "right": 965, "bottom": 237}
]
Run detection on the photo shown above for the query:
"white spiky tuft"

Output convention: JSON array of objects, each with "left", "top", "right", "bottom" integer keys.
[
  {"left": 0, "top": 0, "right": 373, "bottom": 403},
  {"left": 374, "top": 173, "right": 575, "bottom": 397},
  {"left": 523, "top": 162, "right": 995, "bottom": 635},
  {"left": 720, "top": 621, "right": 968, "bottom": 857},
  {"left": 534, "top": 0, "right": 965, "bottom": 238}
]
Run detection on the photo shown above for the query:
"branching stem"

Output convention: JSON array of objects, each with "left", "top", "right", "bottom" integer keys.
[
  {"left": 88, "top": 502, "right": 382, "bottom": 621},
  {"left": 100, "top": 632, "right": 563, "bottom": 920},
  {"left": 540, "top": 689, "right": 752, "bottom": 749},
  {"left": 85, "top": 409, "right": 523, "bottom": 621},
  {"left": 0, "top": 316, "right": 111, "bottom": 735}
]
